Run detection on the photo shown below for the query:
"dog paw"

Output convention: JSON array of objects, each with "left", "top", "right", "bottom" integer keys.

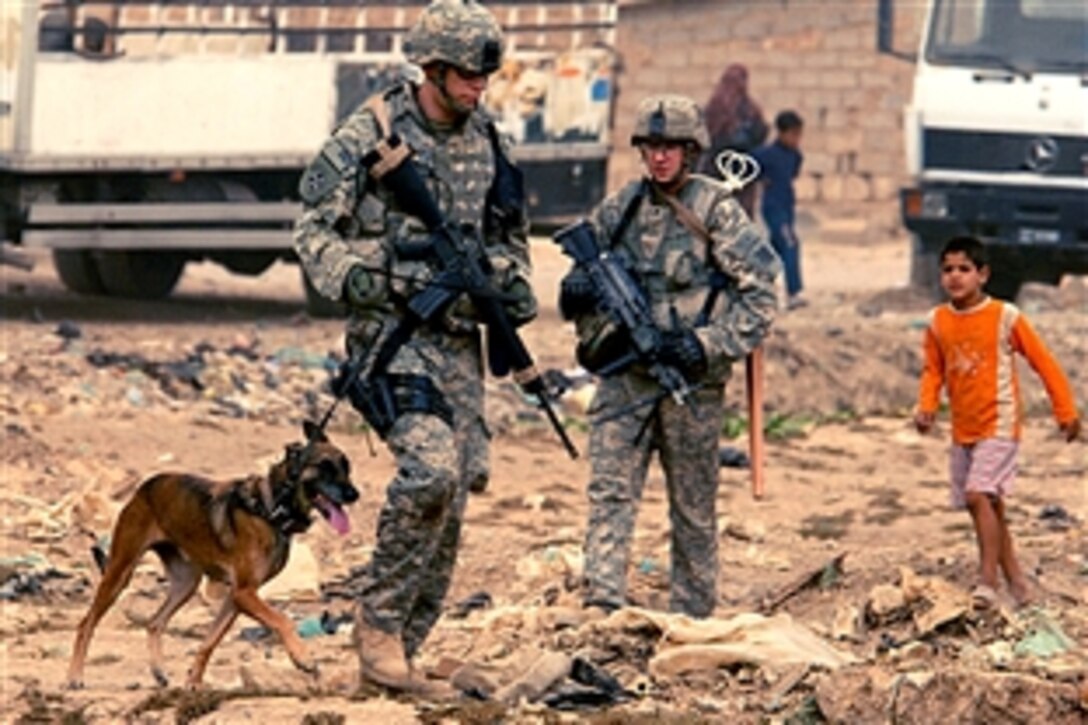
[{"left": 295, "top": 658, "right": 320, "bottom": 678}]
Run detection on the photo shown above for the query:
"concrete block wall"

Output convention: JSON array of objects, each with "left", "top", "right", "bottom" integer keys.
[{"left": 611, "top": 0, "right": 926, "bottom": 242}]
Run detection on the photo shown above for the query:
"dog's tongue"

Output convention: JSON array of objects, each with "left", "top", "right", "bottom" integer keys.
[{"left": 325, "top": 503, "right": 351, "bottom": 535}]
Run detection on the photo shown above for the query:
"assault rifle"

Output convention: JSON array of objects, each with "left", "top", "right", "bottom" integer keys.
[
  {"left": 553, "top": 220, "right": 693, "bottom": 409},
  {"left": 373, "top": 143, "right": 578, "bottom": 459},
  {"left": 554, "top": 220, "right": 730, "bottom": 429}
]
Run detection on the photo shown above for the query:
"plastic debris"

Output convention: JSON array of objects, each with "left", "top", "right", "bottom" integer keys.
[
  {"left": 451, "top": 591, "right": 493, "bottom": 619},
  {"left": 1013, "top": 611, "right": 1075, "bottom": 659},
  {"left": 719, "top": 446, "right": 751, "bottom": 469}
]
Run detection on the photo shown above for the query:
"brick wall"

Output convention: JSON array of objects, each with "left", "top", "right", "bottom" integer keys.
[{"left": 611, "top": 0, "right": 926, "bottom": 241}]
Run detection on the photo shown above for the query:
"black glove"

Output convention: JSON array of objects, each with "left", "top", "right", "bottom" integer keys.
[
  {"left": 342, "top": 265, "right": 377, "bottom": 309},
  {"left": 558, "top": 267, "right": 598, "bottom": 320},
  {"left": 659, "top": 329, "right": 707, "bottom": 379}
]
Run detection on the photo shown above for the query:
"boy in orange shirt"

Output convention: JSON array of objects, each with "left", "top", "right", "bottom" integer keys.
[{"left": 915, "top": 237, "right": 1080, "bottom": 608}]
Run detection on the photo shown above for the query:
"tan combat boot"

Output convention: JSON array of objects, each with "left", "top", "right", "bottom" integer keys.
[
  {"left": 353, "top": 615, "right": 412, "bottom": 690},
  {"left": 353, "top": 612, "right": 454, "bottom": 698}
]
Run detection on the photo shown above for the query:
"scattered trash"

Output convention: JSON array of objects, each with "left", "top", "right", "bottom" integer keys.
[
  {"left": 296, "top": 616, "right": 325, "bottom": 639},
  {"left": 763, "top": 664, "right": 812, "bottom": 714},
  {"left": 718, "top": 446, "right": 751, "bottom": 469},
  {"left": 1039, "top": 504, "right": 1077, "bottom": 531},
  {"left": 762, "top": 553, "right": 846, "bottom": 613},
  {"left": 866, "top": 583, "right": 908, "bottom": 622},
  {"left": 592, "top": 608, "right": 857, "bottom": 678},
  {"left": 985, "top": 640, "right": 1014, "bottom": 669},
  {"left": 239, "top": 626, "right": 273, "bottom": 643},
  {"left": 0, "top": 566, "right": 76, "bottom": 601},
  {"left": 451, "top": 591, "right": 493, "bottom": 619},
  {"left": 876, "top": 632, "right": 904, "bottom": 654},
  {"left": 320, "top": 610, "right": 353, "bottom": 635},
  {"left": 899, "top": 567, "right": 971, "bottom": 635},
  {"left": 1013, "top": 611, "right": 1075, "bottom": 659},
  {"left": 494, "top": 651, "right": 572, "bottom": 704},
  {"left": 831, "top": 604, "right": 860, "bottom": 641}
]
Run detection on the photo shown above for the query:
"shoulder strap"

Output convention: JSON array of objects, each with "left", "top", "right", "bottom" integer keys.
[
  {"left": 656, "top": 184, "right": 714, "bottom": 251},
  {"left": 362, "top": 93, "right": 393, "bottom": 138},
  {"left": 610, "top": 181, "right": 647, "bottom": 249},
  {"left": 361, "top": 89, "right": 411, "bottom": 179}
]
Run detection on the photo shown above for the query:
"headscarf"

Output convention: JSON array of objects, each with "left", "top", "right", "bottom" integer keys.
[{"left": 704, "top": 64, "right": 764, "bottom": 145}]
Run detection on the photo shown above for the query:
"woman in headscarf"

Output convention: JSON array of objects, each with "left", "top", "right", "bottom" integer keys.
[{"left": 702, "top": 64, "right": 768, "bottom": 216}]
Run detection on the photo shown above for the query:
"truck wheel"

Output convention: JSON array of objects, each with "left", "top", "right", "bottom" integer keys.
[
  {"left": 909, "top": 234, "right": 942, "bottom": 299},
  {"left": 302, "top": 270, "right": 346, "bottom": 318},
  {"left": 96, "top": 251, "right": 185, "bottom": 299},
  {"left": 52, "top": 250, "right": 106, "bottom": 294}
]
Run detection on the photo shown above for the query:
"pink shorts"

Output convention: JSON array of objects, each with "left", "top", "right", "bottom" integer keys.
[{"left": 949, "top": 438, "right": 1019, "bottom": 509}]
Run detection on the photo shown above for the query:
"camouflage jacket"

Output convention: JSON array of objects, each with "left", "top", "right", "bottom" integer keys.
[
  {"left": 293, "top": 81, "right": 534, "bottom": 333},
  {"left": 578, "top": 174, "right": 779, "bottom": 383}
]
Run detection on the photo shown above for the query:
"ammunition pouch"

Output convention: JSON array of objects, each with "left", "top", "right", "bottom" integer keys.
[
  {"left": 575, "top": 313, "right": 636, "bottom": 376},
  {"left": 342, "top": 372, "right": 454, "bottom": 438}
]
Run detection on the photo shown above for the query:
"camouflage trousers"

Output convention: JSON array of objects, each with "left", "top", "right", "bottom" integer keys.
[
  {"left": 583, "top": 375, "right": 724, "bottom": 618},
  {"left": 351, "top": 324, "right": 489, "bottom": 658}
]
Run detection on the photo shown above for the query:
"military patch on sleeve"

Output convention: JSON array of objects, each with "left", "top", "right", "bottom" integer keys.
[
  {"left": 752, "top": 243, "right": 779, "bottom": 269},
  {"left": 299, "top": 138, "right": 356, "bottom": 204}
]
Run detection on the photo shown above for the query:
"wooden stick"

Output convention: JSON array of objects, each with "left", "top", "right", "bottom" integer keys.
[
  {"left": 746, "top": 346, "right": 766, "bottom": 499},
  {"left": 761, "top": 553, "right": 847, "bottom": 613}
]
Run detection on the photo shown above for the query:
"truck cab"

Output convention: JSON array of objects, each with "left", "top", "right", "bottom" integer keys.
[{"left": 899, "top": 0, "right": 1088, "bottom": 299}]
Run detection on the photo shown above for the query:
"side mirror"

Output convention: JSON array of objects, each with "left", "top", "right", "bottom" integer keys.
[{"left": 876, "top": 0, "right": 918, "bottom": 62}]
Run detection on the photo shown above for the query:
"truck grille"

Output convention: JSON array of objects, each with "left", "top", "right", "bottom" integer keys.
[{"left": 923, "top": 129, "right": 1088, "bottom": 178}]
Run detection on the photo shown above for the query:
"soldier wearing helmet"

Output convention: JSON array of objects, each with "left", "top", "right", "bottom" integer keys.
[
  {"left": 293, "top": 0, "right": 534, "bottom": 695},
  {"left": 629, "top": 94, "right": 710, "bottom": 188},
  {"left": 404, "top": 0, "right": 504, "bottom": 116},
  {"left": 558, "top": 94, "right": 780, "bottom": 618}
]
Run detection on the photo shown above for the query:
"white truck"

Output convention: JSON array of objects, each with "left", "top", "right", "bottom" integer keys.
[
  {"left": 887, "top": 0, "right": 1087, "bottom": 299},
  {"left": 1, "top": 0, "right": 617, "bottom": 312}
]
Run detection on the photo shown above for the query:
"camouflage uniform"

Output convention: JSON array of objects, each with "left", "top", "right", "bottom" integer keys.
[
  {"left": 570, "top": 95, "right": 779, "bottom": 617},
  {"left": 293, "top": 0, "right": 533, "bottom": 658}
]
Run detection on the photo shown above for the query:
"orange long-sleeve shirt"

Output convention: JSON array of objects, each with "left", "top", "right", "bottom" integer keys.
[{"left": 918, "top": 298, "right": 1078, "bottom": 444}]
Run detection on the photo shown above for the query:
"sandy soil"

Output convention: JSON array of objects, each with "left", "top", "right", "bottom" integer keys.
[{"left": 1, "top": 235, "right": 1085, "bottom": 723}]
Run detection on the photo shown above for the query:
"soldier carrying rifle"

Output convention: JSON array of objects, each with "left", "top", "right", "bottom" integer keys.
[
  {"left": 293, "top": 0, "right": 565, "bottom": 695},
  {"left": 557, "top": 94, "right": 780, "bottom": 617}
]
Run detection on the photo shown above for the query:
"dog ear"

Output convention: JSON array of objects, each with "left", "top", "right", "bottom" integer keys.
[
  {"left": 303, "top": 420, "right": 328, "bottom": 444},
  {"left": 285, "top": 442, "right": 305, "bottom": 478}
]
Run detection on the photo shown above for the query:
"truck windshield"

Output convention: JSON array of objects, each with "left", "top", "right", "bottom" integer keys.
[{"left": 926, "top": 0, "right": 1087, "bottom": 74}]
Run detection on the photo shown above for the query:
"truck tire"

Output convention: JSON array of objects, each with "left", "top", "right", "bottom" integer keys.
[
  {"left": 302, "top": 270, "right": 346, "bottom": 318},
  {"left": 909, "top": 234, "right": 942, "bottom": 299},
  {"left": 52, "top": 250, "right": 106, "bottom": 294},
  {"left": 96, "top": 251, "right": 185, "bottom": 299}
]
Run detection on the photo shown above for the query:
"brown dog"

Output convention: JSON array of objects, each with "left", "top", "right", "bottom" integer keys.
[{"left": 67, "top": 421, "right": 359, "bottom": 689}]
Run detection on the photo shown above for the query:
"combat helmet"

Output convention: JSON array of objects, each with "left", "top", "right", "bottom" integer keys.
[
  {"left": 404, "top": 0, "right": 504, "bottom": 76},
  {"left": 630, "top": 95, "right": 710, "bottom": 150}
]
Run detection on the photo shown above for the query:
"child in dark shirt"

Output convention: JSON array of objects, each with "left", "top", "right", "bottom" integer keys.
[{"left": 753, "top": 111, "right": 805, "bottom": 309}]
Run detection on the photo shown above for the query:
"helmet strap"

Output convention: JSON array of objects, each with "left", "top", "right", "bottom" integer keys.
[{"left": 430, "top": 63, "right": 474, "bottom": 118}]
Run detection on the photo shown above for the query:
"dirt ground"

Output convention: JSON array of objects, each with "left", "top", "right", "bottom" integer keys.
[{"left": 1, "top": 233, "right": 1085, "bottom": 724}]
